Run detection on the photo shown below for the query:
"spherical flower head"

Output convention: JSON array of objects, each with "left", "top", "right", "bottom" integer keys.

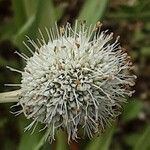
[{"left": 11, "top": 21, "right": 136, "bottom": 142}]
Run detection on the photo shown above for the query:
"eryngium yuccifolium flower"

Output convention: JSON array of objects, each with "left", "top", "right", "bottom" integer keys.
[{"left": 9, "top": 21, "right": 136, "bottom": 142}]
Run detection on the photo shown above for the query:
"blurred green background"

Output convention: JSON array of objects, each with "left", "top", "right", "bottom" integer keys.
[{"left": 0, "top": 0, "right": 150, "bottom": 150}]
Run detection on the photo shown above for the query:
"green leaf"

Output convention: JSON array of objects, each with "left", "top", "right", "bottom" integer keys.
[
  {"left": 33, "top": 129, "right": 51, "bottom": 150},
  {"left": 85, "top": 125, "right": 115, "bottom": 150},
  {"left": 18, "top": 117, "right": 44, "bottom": 150},
  {"left": 23, "top": 0, "right": 37, "bottom": 18},
  {"left": 56, "top": 130, "right": 68, "bottom": 150},
  {"left": 18, "top": 131, "right": 43, "bottom": 150},
  {"left": 106, "top": 0, "right": 150, "bottom": 21},
  {"left": 78, "top": 0, "right": 109, "bottom": 25},
  {"left": 125, "top": 132, "right": 141, "bottom": 147},
  {"left": 145, "top": 22, "right": 150, "bottom": 31},
  {"left": 0, "top": 21, "right": 15, "bottom": 40},
  {"left": 14, "top": 15, "right": 36, "bottom": 49},
  {"left": 13, "top": 0, "right": 58, "bottom": 51},
  {"left": 141, "top": 47, "right": 150, "bottom": 57},
  {"left": 37, "top": 0, "right": 56, "bottom": 29},
  {"left": 12, "top": 0, "right": 27, "bottom": 30},
  {"left": 122, "top": 99, "right": 143, "bottom": 122},
  {"left": 133, "top": 125, "right": 150, "bottom": 150}
]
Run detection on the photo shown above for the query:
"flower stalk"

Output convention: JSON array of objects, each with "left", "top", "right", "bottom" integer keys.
[{"left": 0, "top": 90, "right": 20, "bottom": 103}]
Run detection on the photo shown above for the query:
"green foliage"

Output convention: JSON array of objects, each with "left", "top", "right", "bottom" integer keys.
[
  {"left": 33, "top": 129, "right": 52, "bottom": 150},
  {"left": 133, "top": 125, "right": 150, "bottom": 150},
  {"left": 78, "top": 0, "right": 109, "bottom": 25},
  {"left": 56, "top": 130, "right": 68, "bottom": 150},
  {"left": 18, "top": 117, "right": 44, "bottom": 150},
  {"left": 106, "top": 0, "right": 150, "bottom": 20},
  {"left": 13, "top": 0, "right": 58, "bottom": 50},
  {"left": 14, "top": 15, "right": 36, "bottom": 49},
  {"left": 23, "top": 0, "right": 38, "bottom": 18},
  {"left": 12, "top": 0, "right": 27, "bottom": 30},
  {"left": 141, "top": 47, "right": 150, "bottom": 57},
  {"left": 122, "top": 99, "right": 143, "bottom": 123},
  {"left": 125, "top": 125, "right": 150, "bottom": 150},
  {"left": 85, "top": 125, "right": 115, "bottom": 150}
]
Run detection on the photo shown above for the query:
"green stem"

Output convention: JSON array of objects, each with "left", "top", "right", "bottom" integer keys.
[{"left": 0, "top": 90, "right": 20, "bottom": 103}]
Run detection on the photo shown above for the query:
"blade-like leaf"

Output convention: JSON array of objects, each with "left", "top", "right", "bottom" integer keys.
[
  {"left": 37, "top": 0, "right": 56, "bottom": 29},
  {"left": 133, "top": 125, "right": 150, "bottom": 150},
  {"left": 78, "top": 0, "right": 109, "bottom": 25},
  {"left": 14, "top": 15, "right": 36, "bottom": 49},
  {"left": 18, "top": 117, "right": 43, "bottom": 150},
  {"left": 13, "top": 0, "right": 58, "bottom": 51},
  {"left": 33, "top": 128, "right": 52, "bottom": 150},
  {"left": 85, "top": 125, "right": 115, "bottom": 150},
  {"left": 23, "top": 0, "right": 37, "bottom": 19},
  {"left": 56, "top": 130, "right": 68, "bottom": 150},
  {"left": 122, "top": 99, "right": 143, "bottom": 123},
  {"left": 12, "top": 0, "right": 27, "bottom": 30}
]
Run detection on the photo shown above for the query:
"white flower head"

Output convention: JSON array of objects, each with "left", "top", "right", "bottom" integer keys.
[{"left": 9, "top": 21, "right": 136, "bottom": 142}]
